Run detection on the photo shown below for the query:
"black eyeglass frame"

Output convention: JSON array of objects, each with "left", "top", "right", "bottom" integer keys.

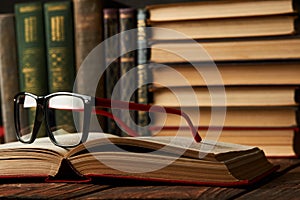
[
  {"left": 14, "top": 92, "right": 93, "bottom": 148},
  {"left": 14, "top": 92, "right": 201, "bottom": 148}
]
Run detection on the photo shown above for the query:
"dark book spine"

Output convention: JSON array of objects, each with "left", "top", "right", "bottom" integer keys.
[
  {"left": 137, "top": 9, "right": 151, "bottom": 136},
  {"left": 73, "top": 0, "right": 106, "bottom": 132},
  {"left": 296, "top": 108, "right": 300, "bottom": 126},
  {"left": 73, "top": 0, "right": 103, "bottom": 72},
  {"left": 14, "top": 2, "right": 48, "bottom": 95},
  {"left": 0, "top": 14, "right": 19, "bottom": 142},
  {"left": 44, "top": 1, "right": 76, "bottom": 130},
  {"left": 119, "top": 8, "right": 137, "bottom": 136},
  {"left": 103, "top": 8, "right": 121, "bottom": 135},
  {"left": 44, "top": 1, "right": 75, "bottom": 93},
  {"left": 15, "top": 2, "right": 48, "bottom": 137}
]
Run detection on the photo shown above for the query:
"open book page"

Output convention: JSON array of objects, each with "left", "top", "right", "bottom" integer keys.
[
  {"left": 67, "top": 133, "right": 259, "bottom": 162},
  {"left": 0, "top": 132, "right": 116, "bottom": 155},
  {"left": 141, "top": 136, "right": 255, "bottom": 152},
  {"left": 0, "top": 131, "right": 259, "bottom": 161},
  {"left": 0, "top": 136, "right": 68, "bottom": 156}
]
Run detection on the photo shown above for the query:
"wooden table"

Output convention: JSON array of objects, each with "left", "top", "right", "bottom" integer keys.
[{"left": 0, "top": 158, "right": 299, "bottom": 199}]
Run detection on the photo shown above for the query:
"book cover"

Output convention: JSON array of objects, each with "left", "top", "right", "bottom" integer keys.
[
  {"left": 150, "top": 37, "right": 300, "bottom": 63},
  {"left": 44, "top": 1, "right": 75, "bottom": 93},
  {"left": 150, "top": 14, "right": 299, "bottom": 40},
  {"left": 103, "top": 8, "right": 121, "bottom": 135},
  {"left": 14, "top": 2, "right": 48, "bottom": 95},
  {"left": 119, "top": 8, "right": 137, "bottom": 136},
  {"left": 153, "top": 86, "right": 300, "bottom": 107},
  {"left": 14, "top": 2, "right": 48, "bottom": 137},
  {"left": 0, "top": 14, "right": 19, "bottom": 143},
  {"left": 152, "top": 127, "right": 300, "bottom": 157},
  {"left": 44, "top": 1, "right": 76, "bottom": 129},
  {"left": 147, "top": 0, "right": 298, "bottom": 22},
  {"left": 136, "top": 9, "right": 151, "bottom": 136},
  {"left": 151, "top": 61, "right": 300, "bottom": 87},
  {"left": 73, "top": 0, "right": 106, "bottom": 132}
]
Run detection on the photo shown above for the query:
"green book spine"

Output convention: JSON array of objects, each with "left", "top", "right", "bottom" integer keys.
[
  {"left": 14, "top": 2, "right": 48, "bottom": 95},
  {"left": 15, "top": 2, "right": 48, "bottom": 137},
  {"left": 44, "top": 1, "right": 75, "bottom": 93},
  {"left": 137, "top": 9, "right": 150, "bottom": 136},
  {"left": 119, "top": 8, "right": 137, "bottom": 136},
  {"left": 44, "top": 1, "right": 76, "bottom": 132},
  {"left": 103, "top": 8, "right": 121, "bottom": 135}
]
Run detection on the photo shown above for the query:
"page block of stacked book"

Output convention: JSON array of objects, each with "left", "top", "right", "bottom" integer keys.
[{"left": 147, "top": 0, "right": 300, "bottom": 157}]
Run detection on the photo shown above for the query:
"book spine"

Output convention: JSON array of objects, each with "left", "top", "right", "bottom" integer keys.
[
  {"left": 44, "top": 1, "right": 75, "bottom": 93},
  {"left": 0, "top": 14, "right": 19, "bottom": 142},
  {"left": 44, "top": 1, "right": 76, "bottom": 132},
  {"left": 73, "top": 0, "right": 106, "bottom": 132},
  {"left": 296, "top": 108, "right": 300, "bottom": 126},
  {"left": 137, "top": 9, "right": 151, "bottom": 136},
  {"left": 103, "top": 8, "right": 121, "bottom": 135},
  {"left": 15, "top": 2, "right": 48, "bottom": 137},
  {"left": 119, "top": 8, "right": 137, "bottom": 136},
  {"left": 295, "top": 88, "right": 300, "bottom": 103},
  {"left": 73, "top": 0, "right": 103, "bottom": 71},
  {"left": 14, "top": 2, "right": 48, "bottom": 95}
]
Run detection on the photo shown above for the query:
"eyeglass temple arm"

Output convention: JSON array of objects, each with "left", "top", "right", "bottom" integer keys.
[
  {"left": 94, "top": 97, "right": 202, "bottom": 142},
  {"left": 91, "top": 109, "right": 139, "bottom": 137}
]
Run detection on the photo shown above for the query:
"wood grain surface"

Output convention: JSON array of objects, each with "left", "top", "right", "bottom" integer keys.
[{"left": 0, "top": 158, "right": 299, "bottom": 199}]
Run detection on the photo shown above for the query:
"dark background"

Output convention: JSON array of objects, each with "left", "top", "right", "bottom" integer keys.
[{"left": 0, "top": 0, "right": 204, "bottom": 13}]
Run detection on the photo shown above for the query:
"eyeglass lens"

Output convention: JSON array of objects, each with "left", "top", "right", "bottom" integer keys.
[
  {"left": 45, "top": 95, "right": 85, "bottom": 146},
  {"left": 16, "top": 94, "right": 37, "bottom": 142},
  {"left": 17, "top": 94, "right": 86, "bottom": 146}
]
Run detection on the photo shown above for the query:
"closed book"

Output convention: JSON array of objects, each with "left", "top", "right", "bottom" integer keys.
[
  {"left": 153, "top": 86, "right": 300, "bottom": 107},
  {"left": 151, "top": 37, "right": 300, "bottom": 63},
  {"left": 147, "top": 0, "right": 299, "bottom": 22},
  {"left": 152, "top": 127, "right": 299, "bottom": 157},
  {"left": 119, "top": 8, "right": 137, "bottom": 136},
  {"left": 44, "top": 1, "right": 75, "bottom": 93},
  {"left": 151, "top": 61, "right": 300, "bottom": 87},
  {"left": 73, "top": 0, "right": 103, "bottom": 72},
  {"left": 44, "top": 1, "right": 76, "bottom": 130},
  {"left": 150, "top": 14, "right": 299, "bottom": 40},
  {"left": 0, "top": 14, "right": 19, "bottom": 142},
  {"left": 153, "top": 107, "right": 300, "bottom": 128},
  {"left": 137, "top": 9, "right": 151, "bottom": 136},
  {"left": 72, "top": 0, "right": 106, "bottom": 132},
  {"left": 103, "top": 8, "right": 121, "bottom": 135},
  {"left": 14, "top": 2, "right": 48, "bottom": 95},
  {"left": 14, "top": 2, "right": 48, "bottom": 137}
]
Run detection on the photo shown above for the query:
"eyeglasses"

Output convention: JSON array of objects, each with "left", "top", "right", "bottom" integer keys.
[{"left": 14, "top": 92, "right": 201, "bottom": 148}]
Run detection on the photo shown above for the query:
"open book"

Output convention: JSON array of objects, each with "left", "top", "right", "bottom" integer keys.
[{"left": 0, "top": 133, "right": 278, "bottom": 186}]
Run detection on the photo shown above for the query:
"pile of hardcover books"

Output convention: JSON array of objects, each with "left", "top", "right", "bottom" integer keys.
[{"left": 147, "top": 0, "right": 300, "bottom": 156}]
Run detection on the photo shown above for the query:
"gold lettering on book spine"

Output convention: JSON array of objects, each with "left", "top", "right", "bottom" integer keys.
[
  {"left": 137, "top": 19, "right": 146, "bottom": 41},
  {"left": 47, "top": 5, "right": 67, "bottom": 11},
  {"left": 20, "top": 5, "right": 40, "bottom": 13},
  {"left": 24, "top": 16, "right": 37, "bottom": 42},
  {"left": 51, "top": 16, "right": 65, "bottom": 42},
  {"left": 22, "top": 67, "right": 35, "bottom": 89}
]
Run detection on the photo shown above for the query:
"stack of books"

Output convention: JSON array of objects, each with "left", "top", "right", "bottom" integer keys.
[{"left": 147, "top": 0, "right": 300, "bottom": 156}]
